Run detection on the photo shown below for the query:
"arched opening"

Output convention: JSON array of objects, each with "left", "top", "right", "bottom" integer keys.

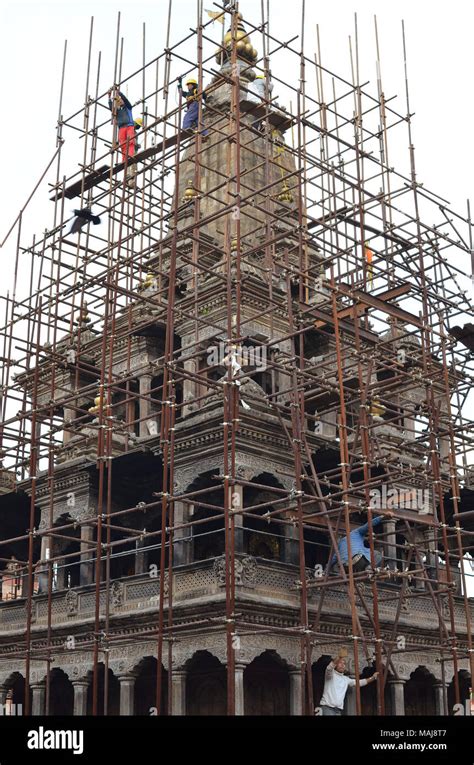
[
  {"left": 86, "top": 663, "right": 120, "bottom": 715},
  {"left": 304, "top": 525, "right": 330, "bottom": 570},
  {"left": 48, "top": 668, "right": 73, "bottom": 715},
  {"left": 3, "top": 672, "right": 31, "bottom": 714},
  {"left": 447, "top": 670, "right": 471, "bottom": 715},
  {"left": 244, "top": 651, "right": 290, "bottom": 715},
  {"left": 134, "top": 657, "right": 168, "bottom": 715},
  {"left": 0, "top": 492, "right": 41, "bottom": 600},
  {"left": 405, "top": 667, "right": 436, "bottom": 716},
  {"left": 186, "top": 651, "right": 226, "bottom": 715},
  {"left": 244, "top": 480, "right": 286, "bottom": 562},
  {"left": 360, "top": 665, "right": 392, "bottom": 715},
  {"left": 244, "top": 506, "right": 282, "bottom": 561},
  {"left": 190, "top": 475, "right": 225, "bottom": 562}
]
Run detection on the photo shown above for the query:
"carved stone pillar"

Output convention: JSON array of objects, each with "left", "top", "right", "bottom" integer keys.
[
  {"left": 231, "top": 484, "right": 244, "bottom": 554},
  {"left": 289, "top": 669, "right": 303, "bottom": 715},
  {"left": 31, "top": 683, "right": 46, "bottom": 716},
  {"left": 182, "top": 358, "right": 197, "bottom": 417},
  {"left": 72, "top": 680, "right": 89, "bottom": 716},
  {"left": 56, "top": 557, "right": 67, "bottom": 590},
  {"left": 388, "top": 678, "right": 406, "bottom": 716},
  {"left": 235, "top": 663, "right": 246, "bottom": 716},
  {"left": 434, "top": 681, "right": 447, "bottom": 716},
  {"left": 118, "top": 674, "right": 136, "bottom": 716},
  {"left": 282, "top": 519, "right": 299, "bottom": 566},
  {"left": 135, "top": 536, "right": 147, "bottom": 575},
  {"left": 139, "top": 374, "right": 153, "bottom": 438},
  {"left": 424, "top": 527, "right": 437, "bottom": 586},
  {"left": 80, "top": 524, "right": 95, "bottom": 586},
  {"left": 385, "top": 520, "right": 397, "bottom": 571},
  {"left": 171, "top": 670, "right": 186, "bottom": 715},
  {"left": 173, "top": 501, "right": 191, "bottom": 565},
  {"left": 30, "top": 536, "right": 51, "bottom": 597},
  {"left": 63, "top": 406, "right": 75, "bottom": 445}
]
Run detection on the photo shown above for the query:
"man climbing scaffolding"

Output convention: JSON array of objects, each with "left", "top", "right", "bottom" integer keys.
[
  {"left": 107, "top": 87, "right": 137, "bottom": 187},
  {"left": 177, "top": 76, "right": 208, "bottom": 138}
]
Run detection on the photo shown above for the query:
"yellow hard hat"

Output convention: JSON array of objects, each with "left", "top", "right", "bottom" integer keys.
[
  {"left": 255, "top": 74, "right": 265, "bottom": 79},
  {"left": 186, "top": 78, "right": 198, "bottom": 85},
  {"left": 134, "top": 118, "right": 143, "bottom": 127}
]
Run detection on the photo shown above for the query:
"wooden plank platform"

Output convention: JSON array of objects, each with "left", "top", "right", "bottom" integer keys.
[
  {"left": 239, "top": 98, "right": 295, "bottom": 132},
  {"left": 51, "top": 130, "right": 190, "bottom": 201}
]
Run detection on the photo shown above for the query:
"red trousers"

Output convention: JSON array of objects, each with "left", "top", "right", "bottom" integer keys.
[{"left": 118, "top": 125, "right": 136, "bottom": 161}]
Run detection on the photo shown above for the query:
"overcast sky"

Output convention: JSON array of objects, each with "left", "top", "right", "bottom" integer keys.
[{"left": 1, "top": 0, "right": 473, "bottom": 263}]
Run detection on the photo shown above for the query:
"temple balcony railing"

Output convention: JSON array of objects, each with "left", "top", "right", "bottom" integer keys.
[{"left": 0, "top": 555, "right": 472, "bottom": 637}]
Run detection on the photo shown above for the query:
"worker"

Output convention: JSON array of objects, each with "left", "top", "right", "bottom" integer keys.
[
  {"left": 319, "top": 648, "right": 379, "bottom": 716},
  {"left": 177, "top": 76, "right": 208, "bottom": 137},
  {"left": 133, "top": 117, "right": 143, "bottom": 152},
  {"left": 330, "top": 512, "right": 395, "bottom": 573},
  {"left": 108, "top": 87, "right": 137, "bottom": 186},
  {"left": 251, "top": 73, "right": 273, "bottom": 101},
  {"left": 249, "top": 74, "right": 273, "bottom": 132}
]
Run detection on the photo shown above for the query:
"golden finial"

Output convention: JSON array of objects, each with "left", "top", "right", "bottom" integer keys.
[
  {"left": 217, "top": 18, "right": 258, "bottom": 65},
  {"left": 370, "top": 400, "right": 386, "bottom": 419},
  {"left": 88, "top": 393, "right": 103, "bottom": 416},
  {"left": 277, "top": 180, "right": 293, "bottom": 203},
  {"left": 181, "top": 179, "right": 200, "bottom": 203}
]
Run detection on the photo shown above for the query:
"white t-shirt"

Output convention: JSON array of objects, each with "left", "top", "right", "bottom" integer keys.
[{"left": 320, "top": 662, "right": 369, "bottom": 710}]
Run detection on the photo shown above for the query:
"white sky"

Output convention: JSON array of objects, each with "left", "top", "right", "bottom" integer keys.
[{"left": 0, "top": 0, "right": 473, "bottom": 263}]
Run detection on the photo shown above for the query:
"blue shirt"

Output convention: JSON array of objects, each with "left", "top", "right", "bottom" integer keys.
[
  {"left": 108, "top": 91, "right": 134, "bottom": 128},
  {"left": 331, "top": 515, "right": 383, "bottom": 566}
]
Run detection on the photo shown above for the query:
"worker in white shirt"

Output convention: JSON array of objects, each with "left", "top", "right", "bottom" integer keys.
[
  {"left": 319, "top": 649, "right": 378, "bottom": 715},
  {"left": 249, "top": 74, "right": 274, "bottom": 132}
]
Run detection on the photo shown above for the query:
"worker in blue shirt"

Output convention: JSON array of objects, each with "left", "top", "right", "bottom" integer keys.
[
  {"left": 177, "top": 76, "right": 208, "bottom": 137},
  {"left": 108, "top": 88, "right": 136, "bottom": 162},
  {"left": 331, "top": 512, "right": 394, "bottom": 572}
]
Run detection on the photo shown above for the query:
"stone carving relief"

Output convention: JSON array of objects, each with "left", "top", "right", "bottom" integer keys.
[
  {"left": 65, "top": 589, "right": 79, "bottom": 616},
  {"left": 111, "top": 581, "right": 124, "bottom": 610},
  {"left": 213, "top": 555, "right": 257, "bottom": 588}
]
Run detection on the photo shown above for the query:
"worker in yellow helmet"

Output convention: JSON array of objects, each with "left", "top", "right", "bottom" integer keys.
[{"left": 177, "top": 75, "right": 208, "bottom": 136}]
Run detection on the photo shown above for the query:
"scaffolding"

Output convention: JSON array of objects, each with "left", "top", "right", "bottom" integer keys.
[{"left": 0, "top": 0, "right": 473, "bottom": 717}]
